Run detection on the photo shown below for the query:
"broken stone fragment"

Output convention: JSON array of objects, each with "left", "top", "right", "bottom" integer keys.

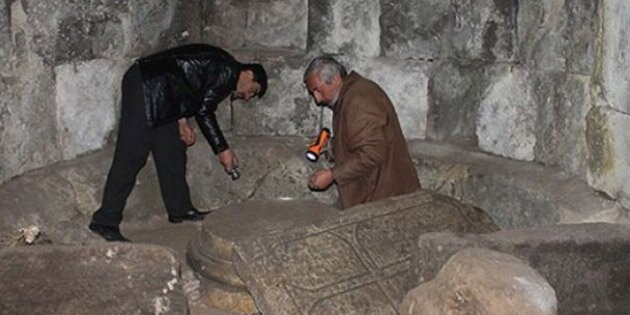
[
  {"left": 400, "top": 248, "right": 557, "bottom": 315},
  {"left": 0, "top": 244, "right": 187, "bottom": 314}
]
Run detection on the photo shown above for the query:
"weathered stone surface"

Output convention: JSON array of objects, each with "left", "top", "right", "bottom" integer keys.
[
  {"left": 1, "top": 35, "right": 60, "bottom": 186},
  {"left": 6, "top": 0, "right": 194, "bottom": 65},
  {"left": 202, "top": 0, "right": 307, "bottom": 50},
  {"left": 53, "top": 3, "right": 126, "bottom": 63},
  {"left": 409, "top": 223, "right": 630, "bottom": 315},
  {"left": 0, "top": 148, "right": 164, "bottom": 244},
  {"left": 380, "top": 0, "right": 518, "bottom": 61},
  {"left": 10, "top": 0, "right": 185, "bottom": 64},
  {"left": 477, "top": 68, "right": 537, "bottom": 161},
  {"left": 201, "top": 0, "right": 247, "bottom": 49},
  {"left": 230, "top": 52, "right": 321, "bottom": 137},
  {"left": 2, "top": 135, "right": 626, "bottom": 247},
  {"left": 308, "top": 0, "right": 380, "bottom": 57},
  {"left": 380, "top": 0, "right": 450, "bottom": 59},
  {"left": 187, "top": 136, "right": 338, "bottom": 209},
  {"left": 427, "top": 61, "right": 482, "bottom": 144},
  {"left": 0, "top": 0, "right": 11, "bottom": 73},
  {"left": 125, "top": 0, "right": 199, "bottom": 56},
  {"left": 246, "top": 0, "right": 307, "bottom": 49},
  {"left": 401, "top": 248, "right": 557, "bottom": 315},
  {"left": 1, "top": 0, "right": 194, "bottom": 183},
  {"left": 533, "top": 73, "right": 592, "bottom": 175},
  {"left": 410, "top": 141, "right": 627, "bottom": 229},
  {"left": 123, "top": 219, "right": 254, "bottom": 315},
  {"left": 429, "top": 63, "right": 585, "bottom": 155},
  {"left": 184, "top": 199, "right": 338, "bottom": 315},
  {"left": 586, "top": 106, "right": 630, "bottom": 209},
  {"left": 426, "top": 61, "right": 509, "bottom": 144},
  {"left": 0, "top": 136, "right": 338, "bottom": 244},
  {"left": 439, "top": 65, "right": 590, "bottom": 163},
  {"left": 201, "top": 279, "right": 258, "bottom": 315},
  {"left": 518, "top": 1, "right": 600, "bottom": 75},
  {"left": 601, "top": 0, "right": 630, "bottom": 113},
  {"left": 55, "top": 59, "right": 128, "bottom": 160},
  {"left": 0, "top": 76, "right": 16, "bottom": 184},
  {"left": 558, "top": 0, "right": 600, "bottom": 74},
  {"left": 51, "top": 0, "right": 191, "bottom": 61},
  {"left": 232, "top": 191, "right": 498, "bottom": 315},
  {"left": 0, "top": 244, "right": 187, "bottom": 314},
  {"left": 188, "top": 200, "right": 339, "bottom": 288}
]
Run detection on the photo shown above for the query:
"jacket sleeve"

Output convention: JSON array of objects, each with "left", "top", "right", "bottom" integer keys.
[
  {"left": 199, "top": 71, "right": 229, "bottom": 110},
  {"left": 195, "top": 104, "right": 229, "bottom": 154},
  {"left": 331, "top": 95, "right": 388, "bottom": 185},
  {"left": 195, "top": 63, "right": 235, "bottom": 155}
]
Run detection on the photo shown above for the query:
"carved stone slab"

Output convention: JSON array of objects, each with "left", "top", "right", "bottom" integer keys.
[
  {"left": 232, "top": 191, "right": 499, "bottom": 314},
  {"left": 188, "top": 199, "right": 340, "bottom": 288},
  {"left": 0, "top": 244, "right": 186, "bottom": 314},
  {"left": 187, "top": 199, "right": 340, "bottom": 314}
]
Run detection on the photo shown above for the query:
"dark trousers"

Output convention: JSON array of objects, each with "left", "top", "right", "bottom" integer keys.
[{"left": 91, "top": 64, "right": 193, "bottom": 228}]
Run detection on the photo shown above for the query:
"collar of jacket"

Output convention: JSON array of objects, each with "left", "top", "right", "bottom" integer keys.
[
  {"left": 333, "top": 71, "right": 361, "bottom": 113},
  {"left": 229, "top": 62, "right": 242, "bottom": 92}
]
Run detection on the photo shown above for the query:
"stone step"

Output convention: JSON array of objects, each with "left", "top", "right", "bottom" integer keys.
[{"left": 409, "top": 141, "right": 628, "bottom": 229}]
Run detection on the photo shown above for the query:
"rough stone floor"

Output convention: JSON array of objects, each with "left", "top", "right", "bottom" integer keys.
[{"left": 125, "top": 221, "right": 238, "bottom": 315}]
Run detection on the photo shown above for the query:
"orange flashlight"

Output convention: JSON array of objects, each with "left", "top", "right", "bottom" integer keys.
[{"left": 306, "top": 128, "right": 331, "bottom": 162}]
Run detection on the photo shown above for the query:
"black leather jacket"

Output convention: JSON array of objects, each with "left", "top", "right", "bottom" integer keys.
[{"left": 137, "top": 44, "right": 241, "bottom": 154}]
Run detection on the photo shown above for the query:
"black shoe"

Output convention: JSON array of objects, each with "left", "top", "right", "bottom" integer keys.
[
  {"left": 89, "top": 223, "right": 131, "bottom": 242},
  {"left": 168, "top": 208, "right": 211, "bottom": 223}
]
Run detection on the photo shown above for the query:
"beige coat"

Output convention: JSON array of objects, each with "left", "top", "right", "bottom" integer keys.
[{"left": 331, "top": 72, "right": 420, "bottom": 209}]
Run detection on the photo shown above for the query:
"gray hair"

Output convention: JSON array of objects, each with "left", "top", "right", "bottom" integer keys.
[{"left": 303, "top": 56, "right": 348, "bottom": 84}]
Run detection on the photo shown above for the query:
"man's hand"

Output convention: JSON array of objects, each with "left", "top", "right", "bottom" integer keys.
[
  {"left": 178, "top": 118, "right": 196, "bottom": 146},
  {"left": 308, "top": 168, "right": 334, "bottom": 191},
  {"left": 218, "top": 149, "right": 239, "bottom": 172}
]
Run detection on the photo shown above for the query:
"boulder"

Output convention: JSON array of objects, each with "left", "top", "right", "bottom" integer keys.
[
  {"left": 401, "top": 248, "right": 557, "bottom": 315},
  {"left": 409, "top": 223, "right": 630, "bottom": 314}
]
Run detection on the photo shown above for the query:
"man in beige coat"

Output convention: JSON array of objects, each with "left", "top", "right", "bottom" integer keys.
[{"left": 303, "top": 56, "right": 420, "bottom": 209}]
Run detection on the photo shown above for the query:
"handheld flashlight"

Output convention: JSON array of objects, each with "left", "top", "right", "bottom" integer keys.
[
  {"left": 306, "top": 128, "right": 331, "bottom": 162},
  {"left": 227, "top": 166, "right": 240, "bottom": 180}
]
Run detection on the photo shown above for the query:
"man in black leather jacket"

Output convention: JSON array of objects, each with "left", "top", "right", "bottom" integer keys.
[{"left": 89, "top": 44, "right": 267, "bottom": 242}]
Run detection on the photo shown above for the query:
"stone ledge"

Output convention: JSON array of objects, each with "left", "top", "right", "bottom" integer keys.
[
  {"left": 409, "top": 141, "right": 629, "bottom": 229},
  {"left": 2, "top": 137, "right": 627, "bottom": 246},
  {"left": 0, "top": 136, "right": 337, "bottom": 245}
]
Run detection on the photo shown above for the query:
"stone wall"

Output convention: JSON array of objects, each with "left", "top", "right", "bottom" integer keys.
[
  {"left": 202, "top": 0, "right": 630, "bottom": 210},
  {"left": 2, "top": 0, "right": 630, "bottom": 209},
  {"left": 0, "top": 0, "right": 200, "bottom": 184}
]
